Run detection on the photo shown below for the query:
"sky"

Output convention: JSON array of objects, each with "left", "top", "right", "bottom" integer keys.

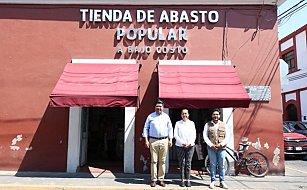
[
  {"left": 278, "top": 0, "right": 307, "bottom": 82},
  {"left": 278, "top": 0, "right": 307, "bottom": 39}
]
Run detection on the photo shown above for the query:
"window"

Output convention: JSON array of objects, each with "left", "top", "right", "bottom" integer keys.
[{"left": 282, "top": 51, "right": 295, "bottom": 73}]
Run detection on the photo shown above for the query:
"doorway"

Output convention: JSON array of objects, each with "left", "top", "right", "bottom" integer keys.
[
  {"left": 81, "top": 107, "right": 125, "bottom": 171},
  {"left": 286, "top": 104, "right": 298, "bottom": 121}
]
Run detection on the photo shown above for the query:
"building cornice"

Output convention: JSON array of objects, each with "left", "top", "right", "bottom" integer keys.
[{"left": 0, "top": 0, "right": 285, "bottom": 6}]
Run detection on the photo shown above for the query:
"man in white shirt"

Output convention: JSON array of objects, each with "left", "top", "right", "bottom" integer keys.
[{"left": 203, "top": 108, "right": 230, "bottom": 189}]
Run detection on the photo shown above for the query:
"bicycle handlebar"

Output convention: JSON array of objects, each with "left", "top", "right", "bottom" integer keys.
[{"left": 239, "top": 142, "right": 251, "bottom": 145}]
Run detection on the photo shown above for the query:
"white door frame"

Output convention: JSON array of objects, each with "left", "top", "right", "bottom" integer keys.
[
  {"left": 66, "top": 107, "right": 136, "bottom": 173},
  {"left": 67, "top": 107, "right": 82, "bottom": 173}
]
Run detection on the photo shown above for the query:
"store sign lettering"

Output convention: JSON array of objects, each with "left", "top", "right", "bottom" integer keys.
[
  {"left": 80, "top": 9, "right": 219, "bottom": 55},
  {"left": 115, "top": 28, "right": 187, "bottom": 41},
  {"left": 80, "top": 9, "right": 219, "bottom": 23}
]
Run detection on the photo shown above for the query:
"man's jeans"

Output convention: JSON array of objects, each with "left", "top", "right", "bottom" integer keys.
[{"left": 208, "top": 148, "right": 226, "bottom": 182}]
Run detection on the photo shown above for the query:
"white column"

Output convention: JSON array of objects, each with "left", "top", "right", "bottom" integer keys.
[
  {"left": 223, "top": 108, "right": 234, "bottom": 149},
  {"left": 300, "top": 90, "right": 307, "bottom": 121},
  {"left": 222, "top": 108, "right": 235, "bottom": 175},
  {"left": 163, "top": 108, "right": 170, "bottom": 173},
  {"left": 124, "top": 107, "right": 135, "bottom": 173},
  {"left": 67, "top": 107, "right": 82, "bottom": 173}
]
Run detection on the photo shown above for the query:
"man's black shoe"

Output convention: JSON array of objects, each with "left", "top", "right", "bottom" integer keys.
[
  {"left": 150, "top": 181, "right": 156, "bottom": 187},
  {"left": 159, "top": 180, "right": 166, "bottom": 187},
  {"left": 179, "top": 181, "right": 185, "bottom": 187}
]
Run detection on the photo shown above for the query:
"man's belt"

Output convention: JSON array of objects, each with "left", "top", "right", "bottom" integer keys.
[{"left": 149, "top": 136, "right": 168, "bottom": 140}]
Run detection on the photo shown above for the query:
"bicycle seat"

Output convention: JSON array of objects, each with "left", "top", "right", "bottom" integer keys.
[{"left": 239, "top": 143, "right": 250, "bottom": 147}]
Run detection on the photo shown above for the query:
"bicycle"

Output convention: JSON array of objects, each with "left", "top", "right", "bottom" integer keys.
[{"left": 204, "top": 143, "right": 269, "bottom": 177}]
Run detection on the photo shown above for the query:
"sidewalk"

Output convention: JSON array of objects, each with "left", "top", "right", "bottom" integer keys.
[{"left": 0, "top": 170, "right": 306, "bottom": 190}]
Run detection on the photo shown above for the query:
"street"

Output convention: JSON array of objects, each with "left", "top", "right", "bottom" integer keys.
[
  {"left": 0, "top": 156, "right": 306, "bottom": 190},
  {"left": 285, "top": 156, "right": 307, "bottom": 177}
]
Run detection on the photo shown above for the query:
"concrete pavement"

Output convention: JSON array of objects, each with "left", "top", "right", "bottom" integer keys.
[{"left": 0, "top": 169, "right": 306, "bottom": 190}]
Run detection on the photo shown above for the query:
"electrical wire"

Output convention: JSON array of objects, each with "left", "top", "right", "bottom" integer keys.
[
  {"left": 278, "top": 0, "right": 305, "bottom": 17},
  {"left": 278, "top": 0, "right": 307, "bottom": 26},
  {"left": 222, "top": 11, "right": 228, "bottom": 61},
  {"left": 278, "top": 2, "right": 307, "bottom": 21}
]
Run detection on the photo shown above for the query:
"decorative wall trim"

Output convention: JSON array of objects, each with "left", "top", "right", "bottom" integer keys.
[{"left": 0, "top": 0, "right": 285, "bottom": 5}]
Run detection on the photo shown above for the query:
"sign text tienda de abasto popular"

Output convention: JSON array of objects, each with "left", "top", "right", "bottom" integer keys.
[{"left": 80, "top": 9, "right": 219, "bottom": 55}]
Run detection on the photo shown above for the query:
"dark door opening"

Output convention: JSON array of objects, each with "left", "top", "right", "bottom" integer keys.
[
  {"left": 286, "top": 104, "right": 298, "bottom": 121},
  {"left": 82, "top": 107, "right": 125, "bottom": 172},
  {"left": 169, "top": 108, "right": 211, "bottom": 171}
]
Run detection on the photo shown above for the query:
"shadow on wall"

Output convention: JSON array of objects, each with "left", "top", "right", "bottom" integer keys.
[
  {"left": 235, "top": 50, "right": 281, "bottom": 141},
  {"left": 134, "top": 70, "right": 158, "bottom": 173},
  {"left": 234, "top": 102, "right": 285, "bottom": 175},
  {"left": 17, "top": 106, "right": 69, "bottom": 172}
]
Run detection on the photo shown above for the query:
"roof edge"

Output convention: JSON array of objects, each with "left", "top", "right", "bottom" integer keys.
[{"left": 0, "top": 0, "right": 285, "bottom": 6}]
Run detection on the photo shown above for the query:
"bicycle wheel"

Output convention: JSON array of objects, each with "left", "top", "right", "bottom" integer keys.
[
  {"left": 245, "top": 152, "right": 269, "bottom": 177},
  {"left": 204, "top": 155, "right": 230, "bottom": 175}
]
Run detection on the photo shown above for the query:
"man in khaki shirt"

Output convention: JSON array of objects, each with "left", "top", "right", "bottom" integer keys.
[{"left": 203, "top": 108, "right": 230, "bottom": 189}]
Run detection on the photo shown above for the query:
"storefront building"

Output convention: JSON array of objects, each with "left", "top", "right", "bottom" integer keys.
[{"left": 0, "top": 0, "right": 285, "bottom": 175}]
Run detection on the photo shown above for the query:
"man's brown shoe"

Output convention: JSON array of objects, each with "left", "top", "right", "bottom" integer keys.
[
  {"left": 159, "top": 180, "right": 166, "bottom": 187},
  {"left": 150, "top": 181, "right": 156, "bottom": 187}
]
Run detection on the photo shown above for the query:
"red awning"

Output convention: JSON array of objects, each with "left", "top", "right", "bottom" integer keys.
[
  {"left": 50, "top": 63, "right": 138, "bottom": 107},
  {"left": 158, "top": 65, "right": 251, "bottom": 108}
]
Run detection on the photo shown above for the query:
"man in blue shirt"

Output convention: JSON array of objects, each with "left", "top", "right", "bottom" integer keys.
[{"left": 143, "top": 99, "right": 173, "bottom": 187}]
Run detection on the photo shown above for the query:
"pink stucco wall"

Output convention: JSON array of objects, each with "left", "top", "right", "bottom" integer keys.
[{"left": 0, "top": 4, "right": 284, "bottom": 174}]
